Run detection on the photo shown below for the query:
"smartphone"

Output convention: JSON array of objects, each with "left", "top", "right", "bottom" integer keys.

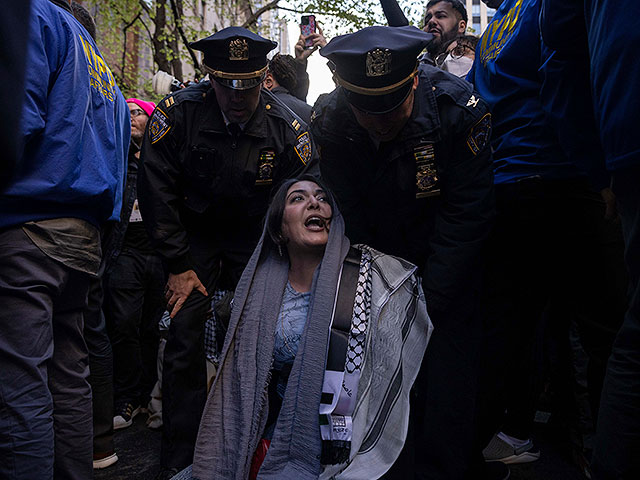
[{"left": 300, "top": 15, "right": 316, "bottom": 49}]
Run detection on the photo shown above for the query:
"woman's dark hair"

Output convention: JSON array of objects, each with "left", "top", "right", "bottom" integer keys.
[{"left": 265, "top": 175, "right": 338, "bottom": 248}]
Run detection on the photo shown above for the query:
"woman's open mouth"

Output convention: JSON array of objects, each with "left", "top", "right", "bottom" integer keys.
[{"left": 304, "top": 216, "right": 328, "bottom": 231}]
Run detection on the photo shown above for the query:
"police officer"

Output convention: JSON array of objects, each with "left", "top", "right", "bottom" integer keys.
[
  {"left": 310, "top": 26, "right": 495, "bottom": 479},
  {"left": 137, "top": 27, "right": 315, "bottom": 477}
]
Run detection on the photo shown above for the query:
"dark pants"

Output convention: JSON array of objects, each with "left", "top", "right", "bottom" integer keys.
[
  {"left": 160, "top": 243, "right": 221, "bottom": 470},
  {"left": 384, "top": 293, "right": 482, "bottom": 480},
  {"left": 476, "top": 178, "right": 626, "bottom": 452},
  {"left": 104, "top": 248, "right": 165, "bottom": 408},
  {"left": 0, "top": 227, "right": 93, "bottom": 479},
  {"left": 593, "top": 165, "right": 640, "bottom": 479},
  {"left": 85, "top": 274, "right": 115, "bottom": 455}
]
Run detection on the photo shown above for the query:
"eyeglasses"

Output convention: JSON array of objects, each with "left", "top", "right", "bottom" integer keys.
[
  {"left": 129, "top": 108, "right": 146, "bottom": 117},
  {"left": 435, "top": 43, "right": 475, "bottom": 66}
]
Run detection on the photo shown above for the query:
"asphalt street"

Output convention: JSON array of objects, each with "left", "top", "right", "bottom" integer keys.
[{"left": 96, "top": 414, "right": 589, "bottom": 480}]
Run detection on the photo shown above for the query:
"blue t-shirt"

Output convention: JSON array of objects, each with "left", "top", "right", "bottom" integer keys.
[
  {"left": 467, "top": 0, "right": 580, "bottom": 185},
  {"left": 273, "top": 282, "right": 311, "bottom": 398}
]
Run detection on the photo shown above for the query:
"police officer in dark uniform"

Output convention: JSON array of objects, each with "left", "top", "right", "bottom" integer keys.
[
  {"left": 137, "top": 27, "right": 315, "bottom": 478},
  {"left": 310, "top": 26, "right": 495, "bottom": 479}
]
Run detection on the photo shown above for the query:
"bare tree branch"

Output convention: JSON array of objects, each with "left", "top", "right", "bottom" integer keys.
[
  {"left": 168, "top": 0, "right": 202, "bottom": 74},
  {"left": 241, "top": 0, "right": 279, "bottom": 28},
  {"left": 138, "top": 0, "right": 151, "bottom": 15},
  {"left": 121, "top": 12, "right": 142, "bottom": 86}
]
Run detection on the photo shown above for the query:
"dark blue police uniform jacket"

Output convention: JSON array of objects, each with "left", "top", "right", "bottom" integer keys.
[{"left": 312, "top": 65, "right": 495, "bottom": 316}]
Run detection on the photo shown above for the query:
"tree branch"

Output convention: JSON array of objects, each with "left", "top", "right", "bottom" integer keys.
[
  {"left": 241, "top": 0, "right": 280, "bottom": 28},
  {"left": 168, "top": 0, "right": 202, "bottom": 74},
  {"left": 138, "top": 0, "right": 151, "bottom": 15},
  {"left": 121, "top": 12, "right": 142, "bottom": 86}
]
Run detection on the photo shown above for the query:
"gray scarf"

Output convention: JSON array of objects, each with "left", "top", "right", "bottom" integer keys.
[{"left": 192, "top": 212, "right": 350, "bottom": 480}]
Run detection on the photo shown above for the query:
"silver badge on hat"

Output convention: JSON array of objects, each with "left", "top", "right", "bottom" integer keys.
[
  {"left": 229, "top": 38, "right": 249, "bottom": 61},
  {"left": 366, "top": 48, "right": 392, "bottom": 77}
]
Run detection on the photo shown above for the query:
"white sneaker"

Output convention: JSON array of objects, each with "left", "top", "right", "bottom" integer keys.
[
  {"left": 93, "top": 451, "right": 118, "bottom": 469},
  {"left": 113, "top": 402, "right": 141, "bottom": 430}
]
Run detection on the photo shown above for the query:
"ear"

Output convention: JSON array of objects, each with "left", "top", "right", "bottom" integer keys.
[
  {"left": 263, "top": 72, "right": 274, "bottom": 90},
  {"left": 458, "top": 20, "right": 467, "bottom": 34},
  {"left": 412, "top": 75, "right": 419, "bottom": 91}
]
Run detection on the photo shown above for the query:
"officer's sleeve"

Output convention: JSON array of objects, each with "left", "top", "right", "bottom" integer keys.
[
  {"left": 276, "top": 121, "right": 319, "bottom": 181},
  {"left": 291, "top": 60, "right": 310, "bottom": 102},
  {"left": 425, "top": 101, "right": 495, "bottom": 316},
  {"left": 137, "top": 104, "right": 193, "bottom": 274}
]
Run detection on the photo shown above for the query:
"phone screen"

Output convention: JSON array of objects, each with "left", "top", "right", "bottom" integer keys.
[{"left": 301, "top": 15, "right": 316, "bottom": 49}]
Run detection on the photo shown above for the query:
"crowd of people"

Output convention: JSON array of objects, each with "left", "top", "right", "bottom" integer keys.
[{"left": 1, "top": 0, "right": 639, "bottom": 480}]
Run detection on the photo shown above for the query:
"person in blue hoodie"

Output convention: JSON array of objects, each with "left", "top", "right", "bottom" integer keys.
[
  {"left": 468, "top": 0, "right": 627, "bottom": 477},
  {"left": 0, "top": 1, "right": 129, "bottom": 478},
  {"left": 540, "top": 2, "right": 640, "bottom": 478}
]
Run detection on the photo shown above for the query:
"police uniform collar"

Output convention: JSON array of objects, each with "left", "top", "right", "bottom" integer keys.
[{"left": 198, "top": 87, "right": 268, "bottom": 139}]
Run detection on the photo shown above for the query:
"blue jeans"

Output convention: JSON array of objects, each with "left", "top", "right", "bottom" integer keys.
[
  {"left": 0, "top": 226, "right": 93, "bottom": 479},
  {"left": 593, "top": 165, "right": 640, "bottom": 479}
]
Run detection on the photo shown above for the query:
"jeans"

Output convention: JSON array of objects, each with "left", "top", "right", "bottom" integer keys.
[{"left": 0, "top": 226, "right": 93, "bottom": 479}]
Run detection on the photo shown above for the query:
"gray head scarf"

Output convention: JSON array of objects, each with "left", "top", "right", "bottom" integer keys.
[{"left": 192, "top": 203, "right": 350, "bottom": 480}]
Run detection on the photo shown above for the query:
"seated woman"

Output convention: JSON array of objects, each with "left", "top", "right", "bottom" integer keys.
[{"left": 188, "top": 176, "right": 432, "bottom": 480}]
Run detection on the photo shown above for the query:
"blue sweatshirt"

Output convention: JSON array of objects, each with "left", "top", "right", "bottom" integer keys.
[
  {"left": 583, "top": 0, "right": 640, "bottom": 172},
  {"left": 467, "top": 0, "right": 580, "bottom": 185},
  {"left": 0, "top": 0, "right": 130, "bottom": 229}
]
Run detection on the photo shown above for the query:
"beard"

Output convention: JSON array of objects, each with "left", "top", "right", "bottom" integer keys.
[
  {"left": 131, "top": 130, "right": 144, "bottom": 143},
  {"left": 427, "top": 28, "right": 459, "bottom": 57}
]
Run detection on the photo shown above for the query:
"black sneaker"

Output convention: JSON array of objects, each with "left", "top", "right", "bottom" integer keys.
[{"left": 113, "top": 402, "right": 141, "bottom": 430}]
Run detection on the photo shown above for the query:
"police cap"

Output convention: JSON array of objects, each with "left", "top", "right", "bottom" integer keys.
[
  {"left": 191, "top": 27, "right": 277, "bottom": 90},
  {"left": 321, "top": 26, "right": 433, "bottom": 114}
]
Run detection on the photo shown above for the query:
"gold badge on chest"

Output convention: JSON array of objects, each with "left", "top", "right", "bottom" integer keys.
[
  {"left": 414, "top": 143, "right": 440, "bottom": 198},
  {"left": 256, "top": 149, "right": 275, "bottom": 185}
]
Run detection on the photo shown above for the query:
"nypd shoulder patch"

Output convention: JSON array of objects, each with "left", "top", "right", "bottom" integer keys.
[
  {"left": 149, "top": 107, "right": 172, "bottom": 144},
  {"left": 294, "top": 131, "right": 312, "bottom": 165},
  {"left": 466, "top": 113, "right": 491, "bottom": 156}
]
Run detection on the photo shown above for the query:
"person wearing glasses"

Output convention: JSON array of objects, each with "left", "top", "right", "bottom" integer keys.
[{"left": 102, "top": 98, "right": 167, "bottom": 438}]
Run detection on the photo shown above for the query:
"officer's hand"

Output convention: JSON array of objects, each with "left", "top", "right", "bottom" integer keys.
[
  {"left": 165, "top": 270, "right": 208, "bottom": 318},
  {"left": 600, "top": 187, "right": 617, "bottom": 220}
]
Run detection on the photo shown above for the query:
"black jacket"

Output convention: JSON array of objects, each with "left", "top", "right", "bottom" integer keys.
[
  {"left": 270, "top": 86, "right": 312, "bottom": 125},
  {"left": 138, "top": 82, "right": 316, "bottom": 275},
  {"left": 311, "top": 65, "right": 495, "bottom": 315}
]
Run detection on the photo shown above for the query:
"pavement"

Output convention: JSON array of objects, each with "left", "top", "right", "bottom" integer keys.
[{"left": 96, "top": 412, "right": 590, "bottom": 480}]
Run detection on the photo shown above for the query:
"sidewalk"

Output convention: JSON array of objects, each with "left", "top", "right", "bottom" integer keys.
[{"left": 95, "top": 415, "right": 588, "bottom": 479}]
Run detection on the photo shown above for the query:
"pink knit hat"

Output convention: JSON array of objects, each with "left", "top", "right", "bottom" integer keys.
[{"left": 126, "top": 98, "right": 156, "bottom": 117}]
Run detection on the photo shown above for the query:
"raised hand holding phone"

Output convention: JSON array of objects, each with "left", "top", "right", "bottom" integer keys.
[{"left": 300, "top": 15, "right": 317, "bottom": 48}]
